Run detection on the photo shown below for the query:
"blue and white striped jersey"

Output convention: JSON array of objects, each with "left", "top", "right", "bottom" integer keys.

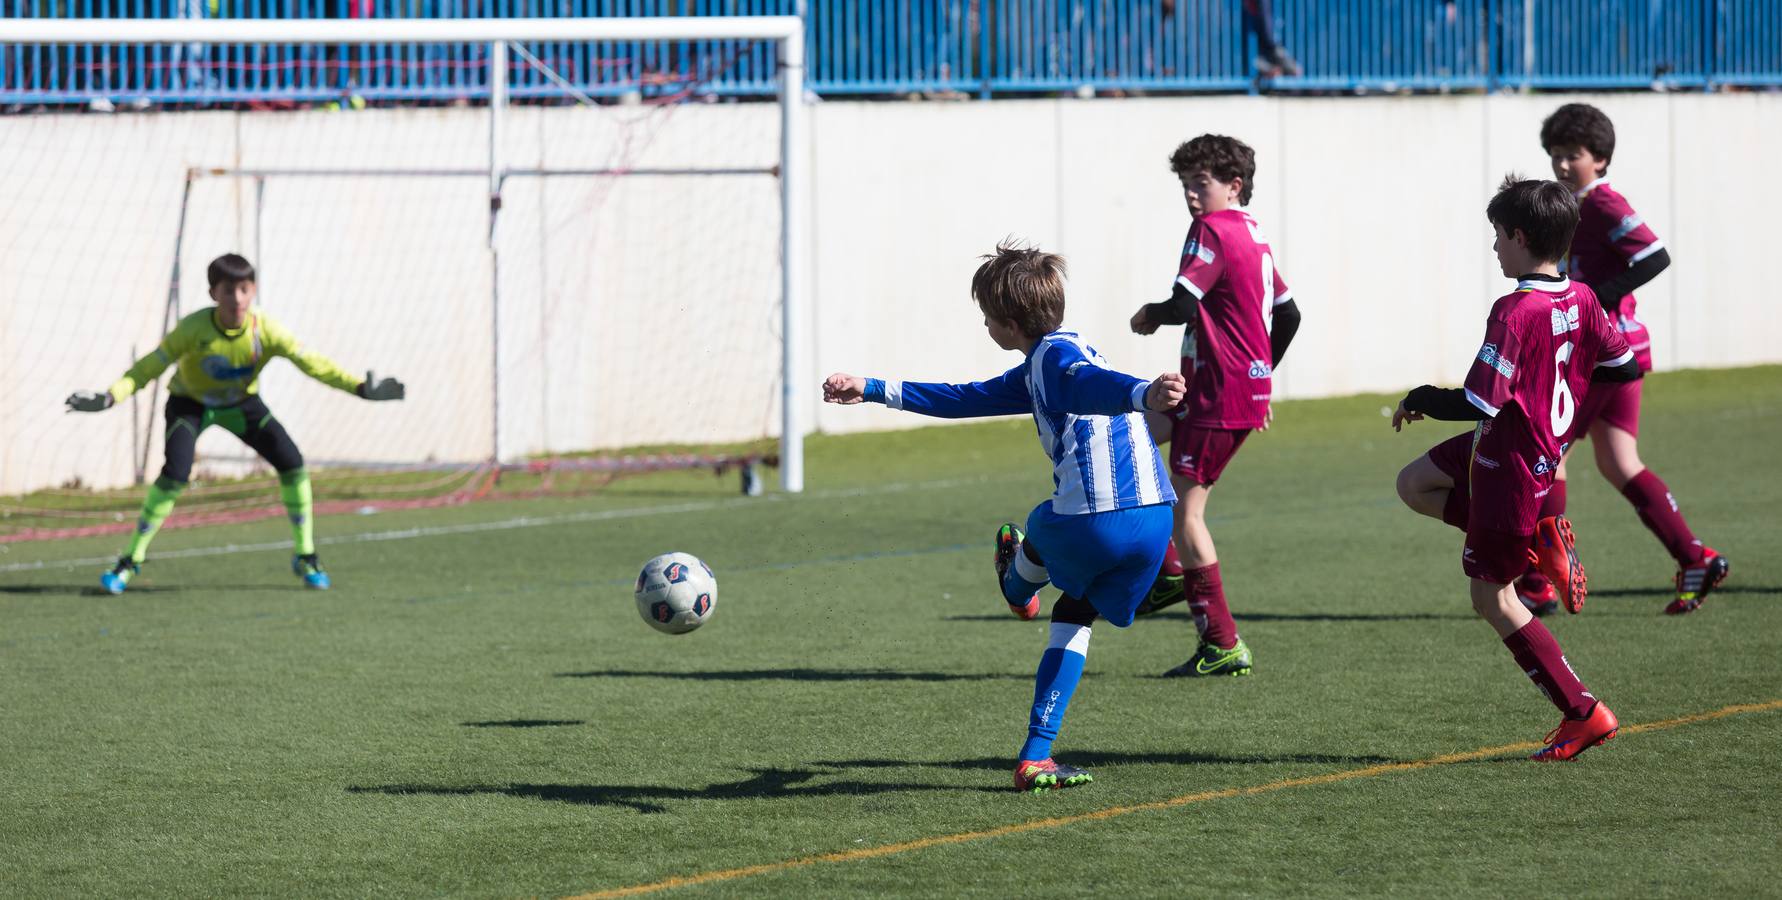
[{"left": 869, "top": 331, "right": 1175, "bottom": 515}]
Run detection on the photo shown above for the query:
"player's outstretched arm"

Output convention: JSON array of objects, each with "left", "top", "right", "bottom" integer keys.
[
  {"left": 1392, "top": 384, "right": 1490, "bottom": 431},
  {"left": 822, "top": 366, "right": 1031, "bottom": 419},
  {"left": 73, "top": 330, "right": 196, "bottom": 413},
  {"left": 1131, "top": 283, "right": 1195, "bottom": 336}
]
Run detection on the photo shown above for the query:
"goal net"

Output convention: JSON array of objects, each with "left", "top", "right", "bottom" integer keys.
[{"left": 0, "top": 18, "right": 807, "bottom": 543}]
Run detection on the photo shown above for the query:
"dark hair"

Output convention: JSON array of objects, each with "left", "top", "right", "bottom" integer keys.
[
  {"left": 1168, "top": 134, "right": 1256, "bottom": 205},
  {"left": 1540, "top": 103, "right": 1616, "bottom": 170},
  {"left": 971, "top": 240, "right": 1067, "bottom": 339},
  {"left": 1486, "top": 175, "right": 1578, "bottom": 264},
  {"left": 207, "top": 253, "right": 256, "bottom": 289}
]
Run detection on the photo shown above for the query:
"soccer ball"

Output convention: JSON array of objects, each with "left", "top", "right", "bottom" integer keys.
[{"left": 634, "top": 552, "right": 717, "bottom": 635}]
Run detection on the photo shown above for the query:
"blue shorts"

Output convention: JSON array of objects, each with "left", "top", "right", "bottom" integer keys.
[{"left": 1023, "top": 501, "right": 1174, "bottom": 628}]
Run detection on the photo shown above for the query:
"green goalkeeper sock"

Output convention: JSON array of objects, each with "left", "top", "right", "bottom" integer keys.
[
  {"left": 279, "top": 467, "right": 316, "bottom": 556},
  {"left": 125, "top": 477, "right": 184, "bottom": 563}
]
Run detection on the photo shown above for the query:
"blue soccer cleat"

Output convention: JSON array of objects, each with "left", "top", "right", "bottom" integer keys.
[
  {"left": 292, "top": 553, "right": 331, "bottom": 590},
  {"left": 100, "top": 556, "right": 138, "bottom": 595}
]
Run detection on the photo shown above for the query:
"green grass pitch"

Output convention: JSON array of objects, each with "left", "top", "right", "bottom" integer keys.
[{"left": 4, "top": 367, "right": 1780, "bottom": 898}]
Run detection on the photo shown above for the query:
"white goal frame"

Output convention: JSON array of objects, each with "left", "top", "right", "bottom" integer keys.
[{"left": 1, "top": 17, "right": 810, "bottom": 493}]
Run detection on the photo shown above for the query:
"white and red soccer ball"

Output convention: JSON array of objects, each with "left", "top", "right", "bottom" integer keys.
[{"left": 633, "top": 551, "right": 717, "bottom": 635}]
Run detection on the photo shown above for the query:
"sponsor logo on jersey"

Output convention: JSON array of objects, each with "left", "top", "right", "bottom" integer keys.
[
  {"left": 1533, "top": 455, "right": 1553, "bottom": 477},
  {"left": 1474, "top": 454, "right": 1501, "bottom": 469},
  {"left": 1184, "top": 240, "right": 1215, "bottom": 265},
  {"left": 200, "top": 354, "right": 256, "bottom": 381},
  {"left": 1551, "top": 304, "right": 1582, "bottom": 336},
  {"left": 1478, "top": 343, "right": 1515, "bottom": 378},
  {"left": 1247, "top": 360, "right": 1272, "bottom": 379}
]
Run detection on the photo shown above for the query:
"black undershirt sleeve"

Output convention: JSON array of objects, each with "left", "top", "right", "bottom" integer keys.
[
  {"left": 1585, "top": 248, "right": 1670, "bottom": 314},
  {"left": 1270, "top": 299, "right": 1301, "bottom": 366},
  {"left": 1402, "top": 385, "right": 1490, "bottom": 422},
  {"left": 1142, "top": 282, "right": 1196, "bottom": 328},
  {"left": 1592, "top": 357, "right": 1643, "bottom": 384}
]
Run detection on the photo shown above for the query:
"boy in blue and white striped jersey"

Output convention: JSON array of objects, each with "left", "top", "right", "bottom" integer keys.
[{"left": 823, "top": 241, "right": 1185, "bottom": 793}]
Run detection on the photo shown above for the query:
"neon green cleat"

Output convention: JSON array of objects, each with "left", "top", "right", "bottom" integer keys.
[
  {"left": 1134, "top": 572, "right": 1186, "bottom": 617},
  {"left": 1162, "top": 638, "right": 1254, "bottom": 678},
  {"left": 1014, "top": 758, "right": 1094, "bottom": 793}
]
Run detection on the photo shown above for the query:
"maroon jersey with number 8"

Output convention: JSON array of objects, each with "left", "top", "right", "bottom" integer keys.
[
  {"left": 1460, "top": 276, "right": 1634, "bottom": 533},
  {"left": 1174, "top": 208, "right": 1293, "bottom": 430}
]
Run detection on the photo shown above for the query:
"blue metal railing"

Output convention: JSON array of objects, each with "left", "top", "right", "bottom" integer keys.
[{"left": 3, "top": 0, "right": 1779, "bottom": 105}]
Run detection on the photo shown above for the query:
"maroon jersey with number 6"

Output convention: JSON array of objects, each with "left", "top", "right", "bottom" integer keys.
[
  {"left": 1460, "top": 276, "right": 1633, "bottom": 533},
  {"left": 1174, "top": 208, "right": 1292, "bottom": 430}
]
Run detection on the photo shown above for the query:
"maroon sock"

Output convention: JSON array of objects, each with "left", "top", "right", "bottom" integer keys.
[
  {"left": 1185, "top": 563, "right": 1238, "bottom": 649},
  {"left": 1159, "top": 541, "right": 1184, "bottom": 578},
  {"left": 1621, "top": 470, "right": 1705, "bottom": 566},
  {"left": 1501, "top": 619, "right": 1596, "bottom": 719},
  {"left": 1440, "top": 487, "right": 1469, "bottom": 531},
  {"left": 1539, "top": 480, "right": 1567, "bottom": 520}
]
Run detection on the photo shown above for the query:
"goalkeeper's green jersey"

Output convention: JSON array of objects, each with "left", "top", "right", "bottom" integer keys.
[{"left": 108, "top": 308, "right": 362, "bottom": 408}]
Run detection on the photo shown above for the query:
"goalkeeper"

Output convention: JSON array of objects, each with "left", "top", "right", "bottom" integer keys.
[{"left": 66, "top": 253, "right": 406, "bottom": 593}]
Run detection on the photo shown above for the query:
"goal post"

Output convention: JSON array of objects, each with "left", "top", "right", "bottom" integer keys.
[{"left": 0, "top": 16, "right": 809, "bottom": 541}]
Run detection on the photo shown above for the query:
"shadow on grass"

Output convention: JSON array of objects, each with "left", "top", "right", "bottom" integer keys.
[
  {"left": 554, "top": 668, "right": 1027, "bottom": 682},
  {"left": 348, "top": 767, "right": 962, "bottom": 814},
  {"left": 461, "top": 719, "right": 586, "bottom": 728},
  {"left": 0, "top": 583, "right": 181, "bottom": 596},
  {"left": 814, "top": 749, "right": 1402, "bottom": 774},
  {"left": 1587, "top": 585, "right": 1782, "bottom": 599},
  {"left": 944, "top": 610, "right": 1471, "bottom": 623},
  {"left": 349, "top": 747, "right": 1417, "bottom": 813}
]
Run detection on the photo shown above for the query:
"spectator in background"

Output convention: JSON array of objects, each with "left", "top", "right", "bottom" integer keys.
[{"left": 1161, "top": 0, "right": 1300, "bottom": 79}]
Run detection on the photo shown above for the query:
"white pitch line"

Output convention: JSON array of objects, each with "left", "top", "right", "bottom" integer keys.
[{"left": 0, "top": 474, "right": 1025, "bottom": 574}]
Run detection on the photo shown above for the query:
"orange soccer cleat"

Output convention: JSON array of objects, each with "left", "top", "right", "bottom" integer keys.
[
  {"left": 1531, "top": 701, "right": 1619, "bottom": 762},
  {"left": 1530, "top": 516, "right": 1588, "bottom": 614}
]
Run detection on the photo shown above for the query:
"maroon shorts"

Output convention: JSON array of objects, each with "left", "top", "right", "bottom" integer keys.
[
  {"left": 1167, "top": 422, "right": 1250, "bottom": 485},
  {"left": 1424, "top": 431, "right": 1535, "bottom": 584},
  {"left": 1462, "top": 527, "right": 1535, "bottom": 584},
  {"left": 1574, "top": 377, "right": 1642, "bottom": 438}
]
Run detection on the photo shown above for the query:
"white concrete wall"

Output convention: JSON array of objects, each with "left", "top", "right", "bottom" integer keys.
[{"left": 3, "top": 92, "right": 1777, "bottom": 494}]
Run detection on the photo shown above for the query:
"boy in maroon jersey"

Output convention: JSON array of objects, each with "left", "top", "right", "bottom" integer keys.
[
  {"left": 1516, "top": 103, "right": 1728, "bottom": 616},
  {"left": 1393, "top": 176, "right": 1638, "bottom": 761},
  {"left": 1128, "top": 135, "right": 1302, "bottom": 677}
]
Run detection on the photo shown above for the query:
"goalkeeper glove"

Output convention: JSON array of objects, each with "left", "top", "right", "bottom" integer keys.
[
  {"left": 358, "top": 371, "right": 406, "bottom": 401},
  {"left": 65, "top": 390, "right": 114, "bottom": 412}
]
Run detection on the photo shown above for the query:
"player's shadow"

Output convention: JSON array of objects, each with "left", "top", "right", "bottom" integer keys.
[
  {"left": 461, "top": 719, "right": 585, "bottom": 728},
  {"left": 814, "top": 748, "right": 1403, "bottom": 776},
  {"left": 348, "top": 766, "right": 962, "bottom": 814},
  {"left": 944, "top": 610, "right": 1469, "bottom": 623},
  {"left": 554, "top": 668, "right": 1027, "bottom": 682},
  {"left": 0, "top": 583, "right": 178, "bottom": 596},
  {"left": 1587, "top": 585, "right": 1782, "bottom": 599}
]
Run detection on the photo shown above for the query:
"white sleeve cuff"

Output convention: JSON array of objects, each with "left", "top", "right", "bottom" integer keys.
[
  {"left": 1130, "top": 381, "right": 1151, "bottom": 411},
  {"left": 1272, "top": 289, "right": 1295, "bottom": 306},
  {"left": 1464, "top": 388, "right": 1501, "bottom": 418},
  {"left": 883, "top": 380, "right": 904, "bottom": 410},
  {"left": 1627, "top": 241, "right": 1665, "bottom": 264},
  {"left": 1175, "top": 274, "right": 1207, "bottom": 300},
  {"left": 1596, "top": 348, "right": 1635, "bottom": 368}
]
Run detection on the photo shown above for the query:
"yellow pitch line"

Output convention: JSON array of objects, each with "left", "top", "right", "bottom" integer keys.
[{"left": 567, "top": 698, "right": 1782, "bottom": 900}]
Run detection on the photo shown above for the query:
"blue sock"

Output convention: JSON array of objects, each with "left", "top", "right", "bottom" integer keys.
[
  {"left": 1001, "top": 543, "right": 1049, "bottom": 605},
  {"left": 1019, "top": 622, "right": 1091, "bottom": 762}
]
